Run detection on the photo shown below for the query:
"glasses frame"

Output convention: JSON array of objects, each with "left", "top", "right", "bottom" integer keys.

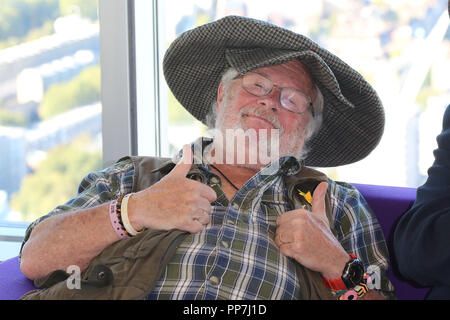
[{"left": 234, "top": 72, "right": 315, "bottom": 117}]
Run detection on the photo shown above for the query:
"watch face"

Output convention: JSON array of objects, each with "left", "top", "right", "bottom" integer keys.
[{"left": 342, "top": 258, "right": 365, "bottom": 289}]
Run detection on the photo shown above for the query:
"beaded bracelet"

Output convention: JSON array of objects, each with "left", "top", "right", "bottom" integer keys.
[
  {"left": 109, "top": 197, "right": 130, "bottom": 240},
  {"left": 336, "top": 274, "right": 370, "bottom": 300}
]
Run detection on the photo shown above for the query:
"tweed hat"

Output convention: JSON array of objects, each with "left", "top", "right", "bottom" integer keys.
[{"left": 163, "top": 15, "right": 385, "bottom": 167}]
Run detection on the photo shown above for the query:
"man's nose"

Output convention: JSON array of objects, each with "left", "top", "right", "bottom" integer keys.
[{"left": 257, "top": 87, "right": 282, "bottom": 112}]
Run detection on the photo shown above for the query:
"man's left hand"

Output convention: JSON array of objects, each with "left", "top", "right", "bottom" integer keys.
[{"left": 275, "top": 182, "right": 349, "bottom": 279}]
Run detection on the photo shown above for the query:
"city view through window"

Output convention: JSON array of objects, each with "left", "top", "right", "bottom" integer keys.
[{"left": 0, "top": 0, "right": 102, "bottom": 231}]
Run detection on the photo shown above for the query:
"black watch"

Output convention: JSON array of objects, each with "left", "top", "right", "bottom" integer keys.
[{"left": 341, "top": 254, "right": 365, "bottom": 289}]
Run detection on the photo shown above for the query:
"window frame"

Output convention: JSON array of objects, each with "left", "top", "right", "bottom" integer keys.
[
  {"left": 133, "top": 0, "right": 169, "bottom": 158},
  {"left": 0, "top": 0, "right": 146, "bottom": 260},
  {"left": 99, "top": 0, "right": 138, "bottom": 167},
  {"left": 0, "top": 221, "right": 28, "bottom": 262}
]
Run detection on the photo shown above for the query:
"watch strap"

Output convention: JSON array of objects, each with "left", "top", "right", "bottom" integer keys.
[{"left": 323, "top": 253, "right": 357, "bottom": 290}]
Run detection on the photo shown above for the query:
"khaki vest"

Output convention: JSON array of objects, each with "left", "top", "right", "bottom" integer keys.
[{"left": 21, "top": 156, "right": 334, "bottom": 300}]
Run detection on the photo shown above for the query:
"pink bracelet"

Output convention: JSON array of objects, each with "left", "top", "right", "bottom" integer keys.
[
  {"left": 337, "top": 274, "right": 370, "bottom": 300},
  {"left": 109, "top": 199, "right": 130, "bottom": 240}
]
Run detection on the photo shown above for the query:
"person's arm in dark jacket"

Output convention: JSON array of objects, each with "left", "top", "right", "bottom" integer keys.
[{"left": 394, "top": 105, "right": 450, "bottom": 287}]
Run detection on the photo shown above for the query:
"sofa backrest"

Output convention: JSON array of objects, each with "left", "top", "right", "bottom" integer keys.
[{"left": 351, "top": 183, "right": 430, "bottom": 299}]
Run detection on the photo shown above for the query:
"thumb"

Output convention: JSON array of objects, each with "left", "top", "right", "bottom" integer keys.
[
  {"left": 311, "top": 181, "right": 328, "bottom": 221},
  {"left": 168, "top": 144, "right": 193, "bottom": 178}
]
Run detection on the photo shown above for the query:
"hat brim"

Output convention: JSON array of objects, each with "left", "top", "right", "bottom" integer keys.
[{"left": 163, "top": 15, "right": 385, "bottom": 167}]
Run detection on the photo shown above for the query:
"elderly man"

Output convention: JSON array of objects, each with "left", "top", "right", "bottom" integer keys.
[{"left": 19, "top": 16, "right": 394, "bottom": 300}]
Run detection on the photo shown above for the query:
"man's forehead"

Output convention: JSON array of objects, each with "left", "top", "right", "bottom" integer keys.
[
  {"left": 250, "top": 59, "right": 315, "bottom": 95},
  {"left": 249, "top": 60, "right": 310, "bottom": 80},
  {"left": 280, "top": 59, "right": 309, "bottom": 72}
]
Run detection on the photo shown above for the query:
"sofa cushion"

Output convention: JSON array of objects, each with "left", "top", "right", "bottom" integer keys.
[{"left": 0, "top": 256, "right": 37, "bottom": 300}]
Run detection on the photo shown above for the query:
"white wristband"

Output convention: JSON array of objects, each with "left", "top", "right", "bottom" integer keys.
[{"left": 120, "top": 193, "right": 141, "bottom": 236}]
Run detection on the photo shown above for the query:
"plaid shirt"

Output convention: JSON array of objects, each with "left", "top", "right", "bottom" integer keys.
[
  {"left": 21, "top": 150, "right": 394, "bottom": 299},
  {"left": 147, "top": 159, "right": 301, "bottom": 300}
]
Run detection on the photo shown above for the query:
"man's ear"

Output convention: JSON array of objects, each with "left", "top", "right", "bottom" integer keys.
[{"left": 216, "top": 82, "right": 225, "bottom": 110}]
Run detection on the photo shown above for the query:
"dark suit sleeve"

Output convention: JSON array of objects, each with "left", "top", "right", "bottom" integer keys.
[{"left": 394, "top": 105, "right": 450, "bottom": 287}]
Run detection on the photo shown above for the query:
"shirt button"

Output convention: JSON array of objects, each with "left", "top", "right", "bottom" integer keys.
[
  {"left": 210, "top": 176, "right": 220, "bottom": 185},
  {"left": 209, "top": 276, "right": 220, "bottom": 286},
  {"left": 232, "top": 202, "right": 239, "bottom": 209},
  {"left": 220, "top": 241, "right": 230, "bottom": 249},
  {"left": 226, "top": 220, "right": 235, "bottom": 225}
]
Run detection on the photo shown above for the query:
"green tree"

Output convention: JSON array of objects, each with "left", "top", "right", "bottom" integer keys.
[
  {"left": 0, "top": 109, "right": 28, "bottom": 127},
  {"left": 10, "top": 134, "right": 102, "bottom": 222},
  {"left": 0, "top": 0, "right": 60, "bottom": 42},
  {"left": 0, "top": 0, "right": 98, "bottom": 48},
  {"left": 39, "top": 65, "right": 101, "bottom": 120},
  {"left": 59, "top": 0, "right": 98, "bottom": 20}
]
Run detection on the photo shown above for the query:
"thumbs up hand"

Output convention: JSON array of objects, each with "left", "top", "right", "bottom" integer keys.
[
  {"left": 127, "top": 145, "right": 217, "bottom": 234},
  {"left": 275, "top": 182, "right": 350, "bottom": 279},
  {"left": 164, "top": 144, "right": 196, "bottom": 179}
]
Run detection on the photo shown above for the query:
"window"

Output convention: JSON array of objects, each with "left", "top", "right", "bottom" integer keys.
[
  {"left": 143, "top": 0, "right": 449, "bottom": 188},
  {"left": 0, "top": 0, "right": 102, "bottom": 260}
]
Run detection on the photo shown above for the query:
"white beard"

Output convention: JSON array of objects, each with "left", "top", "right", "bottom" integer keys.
[{"left": 208, "top": 95, "right": 307, "bottom": 170}]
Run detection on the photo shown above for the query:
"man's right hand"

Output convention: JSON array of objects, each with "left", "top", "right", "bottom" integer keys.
[{"left": 128, "top": 145, "right": 217, "bottom": 233}]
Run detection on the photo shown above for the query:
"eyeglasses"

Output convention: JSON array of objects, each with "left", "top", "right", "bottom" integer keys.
[{"left": 235, "top": 72, "right": 315, "bottom": 117}]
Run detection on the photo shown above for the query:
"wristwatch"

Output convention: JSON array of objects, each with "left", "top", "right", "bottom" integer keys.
[{"left": 323, "top": 253, "right": 365, "bottom": 290}]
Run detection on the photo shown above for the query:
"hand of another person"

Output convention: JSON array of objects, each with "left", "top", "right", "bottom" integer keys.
[
  {"left": 275, "top": 182, "right": 349, "bottom": 279},
  {"left": 128, "top": 145, "right": 217, "bottom": 233}
]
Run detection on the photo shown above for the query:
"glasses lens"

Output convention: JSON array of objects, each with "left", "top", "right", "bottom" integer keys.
[
  {"left": 242, "top": 73, "right": 272, "bottom": 96},
  {"left": 241, "top": 73, "right": 312, "bottom": 115},
  {"left": 280, "top": 88, "right": 311, "bottom": 113}
]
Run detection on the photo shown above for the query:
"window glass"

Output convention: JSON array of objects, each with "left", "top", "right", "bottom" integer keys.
[{"left": 0, "top": 0, "right": 102, "bottom": 241}]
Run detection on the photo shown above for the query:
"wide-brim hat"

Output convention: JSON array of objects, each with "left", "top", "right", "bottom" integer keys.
[{"left": 163, "top": 15, "right": 385, "bottom": 168}]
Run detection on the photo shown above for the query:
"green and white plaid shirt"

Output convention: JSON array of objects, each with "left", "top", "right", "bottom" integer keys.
[
  {"left": 21, "top": 149, "right": 394, "bottom": 299},
  {"left": 148, "top": 158, "right": 301, "bottom": 300}
]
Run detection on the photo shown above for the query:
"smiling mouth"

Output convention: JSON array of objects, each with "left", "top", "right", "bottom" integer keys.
[{"left": 242, "top": 114, "right": 276, "bottom": 128}]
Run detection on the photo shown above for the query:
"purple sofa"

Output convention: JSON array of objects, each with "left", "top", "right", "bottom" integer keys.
[
  {"left": 0, "top": 183, "right": 430, "bottom": 300},
  {"left": 351, "top": 183, "right": 430, "bottom": 300}
]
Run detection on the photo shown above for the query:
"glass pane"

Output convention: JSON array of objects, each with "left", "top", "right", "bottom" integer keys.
[
  {"left": 159, "top": 0, "right": 450, "bottom": 187},
  {"left": 0, "top": 0, "right": 102, "bottom": 231}
]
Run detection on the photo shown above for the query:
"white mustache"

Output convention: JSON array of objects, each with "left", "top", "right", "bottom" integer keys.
[{"left": 238, "top": 107, "right": 284, "bottom": 135}]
